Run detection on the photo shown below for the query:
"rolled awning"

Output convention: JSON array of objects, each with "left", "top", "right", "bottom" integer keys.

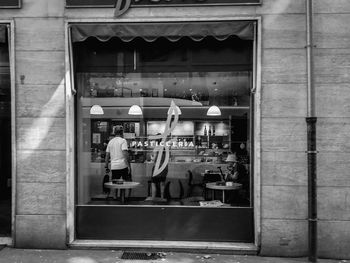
[{"left": 71, "top": 21, "right": 254, "bottom": 43}]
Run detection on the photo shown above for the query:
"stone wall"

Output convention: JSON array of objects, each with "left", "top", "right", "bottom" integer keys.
[
  {"left": 258, "top": 0, "right": 309, "bottom": 257},
  {"left": 258, "top": 0, "right": 350, "bottom": 259},
  {"left": 0, "top": 0, "right": 67, "bottom": 249},
  {"left": 313, "top": 0, "right": 350, "bottom": 259}
]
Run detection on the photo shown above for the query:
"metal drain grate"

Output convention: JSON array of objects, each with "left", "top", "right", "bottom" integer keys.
[{"left": 121, "top": 252, "right": 160, "bottom": 260}]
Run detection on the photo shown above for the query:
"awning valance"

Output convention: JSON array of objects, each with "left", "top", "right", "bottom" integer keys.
[
  {"left": 0, "top": 25, "right": 7, "bottom": 43},
  {"left": 71, "top": 21, "right": 254, "bottom": 43}
]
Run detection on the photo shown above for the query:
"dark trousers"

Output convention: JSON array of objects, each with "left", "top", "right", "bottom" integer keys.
[{"left": 112, "top": 168, "right": 129, "bottom": 181}]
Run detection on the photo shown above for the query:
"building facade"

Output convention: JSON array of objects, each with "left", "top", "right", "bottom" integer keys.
[{"left": 0, "top": 0, "right": 349, "bottom": 259}]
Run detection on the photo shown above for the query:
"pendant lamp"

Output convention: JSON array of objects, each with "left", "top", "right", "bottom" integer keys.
[
  {"left": 206, "top": 105, "right": 221, "bottom": 116},
  {"left": 90, "top": 105, "right": 104, "bottom": 115},
  {"left": 128, "top": 105, "right": 143, "bottom": 115}
]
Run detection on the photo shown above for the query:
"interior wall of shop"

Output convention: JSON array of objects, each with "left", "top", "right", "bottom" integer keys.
[{"left": 0, "top": 0, "right": 349, "bottom": 258}]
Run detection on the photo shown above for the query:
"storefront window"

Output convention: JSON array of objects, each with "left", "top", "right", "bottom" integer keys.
[
  {"left": 0, "top": 25, "right": 11, "bottom": 236},
  {"left": 74, "top": 33, "right": 253, "bottom": 208}
]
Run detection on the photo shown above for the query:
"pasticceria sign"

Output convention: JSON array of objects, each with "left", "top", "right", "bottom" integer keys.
[{"left": 66, "top": 0, "right": 260, "bottom": 16}]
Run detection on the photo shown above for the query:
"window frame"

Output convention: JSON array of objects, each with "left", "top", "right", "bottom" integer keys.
[{"left": 66, "top": 18, "right": 261, "bottom": 248}]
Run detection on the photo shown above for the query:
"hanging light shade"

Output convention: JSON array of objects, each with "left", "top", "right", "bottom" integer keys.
[
  {"left": 207, "top": 105, "right": 221, "bottom": 116},
  {"left": 167, "top": 105, "right": 182, "bottom": 115},
  {"left": 90, "top": 105, "right": 104, "bottom": 115},
  {"left": 128, "top": 105, "right": 143, "bottom": 115}
]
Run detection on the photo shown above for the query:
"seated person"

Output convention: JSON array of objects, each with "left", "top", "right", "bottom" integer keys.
[
  {"left": 224, "top": 153, "right": 249, "bottom": 203},
  {"left": 236, "top": 142, "right": 249, "bottom": 164},
  {"left": 224, "top": 153, "right": 246, "bottom": 182}
]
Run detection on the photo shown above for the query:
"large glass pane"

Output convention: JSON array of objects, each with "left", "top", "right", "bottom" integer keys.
[
  {"left": 75, "top": 35, "right": 253, "bottom": 208},
  {"left": 0, "top": 25, "right": 11, "bottom": 236}
]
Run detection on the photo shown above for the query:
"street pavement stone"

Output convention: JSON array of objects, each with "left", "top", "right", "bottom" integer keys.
[{"left": 0, "top": 247, "right": 345, "bottom": 263}]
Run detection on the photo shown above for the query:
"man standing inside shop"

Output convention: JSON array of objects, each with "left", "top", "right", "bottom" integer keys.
[{"left": 105, "top": 125, "right": 131, "bottom": 198}]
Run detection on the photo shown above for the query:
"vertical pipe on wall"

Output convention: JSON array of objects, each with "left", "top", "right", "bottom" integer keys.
[
  {"left": 306, "top": 0, "right": 315, "bottom": 118},
  {"left": 306, "top": 0, "right": 317, "bottom": 262}
]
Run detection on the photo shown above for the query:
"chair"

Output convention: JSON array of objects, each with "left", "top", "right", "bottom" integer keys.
[
  {"left": 202, "top": 173, "right": 222, "bottom": 200},
  {"left": 186, "top": 168, "right": 223, "bottom": 200},
  {"left": 186, "top": 170, "right": 203, "bottom": 197}
]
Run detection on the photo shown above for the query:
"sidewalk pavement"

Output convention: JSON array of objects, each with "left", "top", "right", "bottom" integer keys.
[{"left": 0, "top": 247, "right": 347, "bottom": 263}]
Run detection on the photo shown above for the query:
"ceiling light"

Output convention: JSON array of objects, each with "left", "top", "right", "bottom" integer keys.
[
  {"left": 128, "top": 105, "right": 143, "bottom": 115},
  {"left": 207, "top": 105, "right": 221, "bottom": 116},
  {"left": 90, "top": 105, "right": 104, "bottom": 115}
]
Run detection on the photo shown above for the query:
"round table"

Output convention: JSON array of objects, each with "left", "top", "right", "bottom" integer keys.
[
  {"left": 205, "top": 182, "right": 242, "bottom": 203},
  {"left": 104, "top": 182, "right": 140, "bottom": 203}
]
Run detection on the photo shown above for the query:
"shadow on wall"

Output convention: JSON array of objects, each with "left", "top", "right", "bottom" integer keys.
[{"left": 19, "top": 78, "right": 65, "bottom": 159}]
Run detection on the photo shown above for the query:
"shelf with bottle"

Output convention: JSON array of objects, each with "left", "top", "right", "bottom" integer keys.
[{"left": 202, "top": 124, "right": 218, "bottom": 137}]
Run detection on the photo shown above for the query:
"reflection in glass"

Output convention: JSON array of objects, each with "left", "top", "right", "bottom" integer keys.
[{"left": 75, "top": 36, "right": 252, "bottom": 208}]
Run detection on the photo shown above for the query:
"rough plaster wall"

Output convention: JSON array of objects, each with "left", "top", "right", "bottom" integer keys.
[{"left": 0, "top": 0, "right": 349, "bottom": 258}]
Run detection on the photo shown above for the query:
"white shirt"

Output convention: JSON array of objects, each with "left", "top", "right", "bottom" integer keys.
[{"left": 106, "top": 136, "right": 128, "bottom": 170}]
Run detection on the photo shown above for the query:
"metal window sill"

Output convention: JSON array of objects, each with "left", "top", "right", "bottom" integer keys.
[{"left": 69, "top": 240, "right": 258, "bottom": 255}]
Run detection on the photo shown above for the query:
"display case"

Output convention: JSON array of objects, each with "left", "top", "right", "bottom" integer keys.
[{"left": 89, "top": 118, "right": 248, "bottom": 165}]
